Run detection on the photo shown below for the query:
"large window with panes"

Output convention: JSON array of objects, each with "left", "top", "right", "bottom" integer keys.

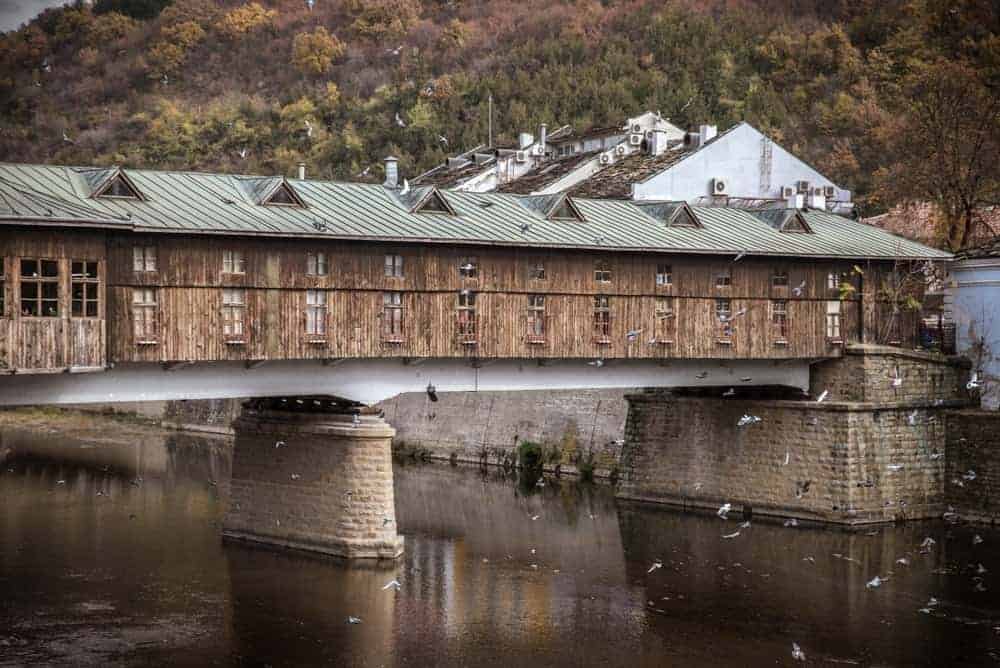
[
  {"left": 305, "top": 290, "right": 327, "bottom": 338},
  {"left": 716, "top": 298, "right": 733, "bottom": 341},
  {"left": 456, "top": 291, "right": 477, "bottom": 342},
  {"left": 826, "top": 301, "right": 842, "bottom": 341},
  {"left": 71, "top": 260, "right": 99, "bottom": 318},
  {"left": 593, "top": 295, "right": 611, "bottom": 342},
  {"left": 654, "top": 297, "right": 676, "bottom": 342},
  {"left": 20, "top": 258, "right": 59, "bottom": 317},
  {"left": 132, "top": 288, "right": 157, "bottom": 343},
  {"left": 772, "top": 299, "right": 788, "bottom": 342},
  {"left": 594, "top": 260, "right": 612, "bottom": 283},
  {"left": 222, "top": 288, "right": 246, "bottom": 341},
  {"left": 527, "top": 294, "right": 546, "bottom": 342},
  {"left": 382, "top": 292, "right": 404, "bottom": 342},
  {"left": 655, "top": 264, "right": 672, "bottom": 287}
]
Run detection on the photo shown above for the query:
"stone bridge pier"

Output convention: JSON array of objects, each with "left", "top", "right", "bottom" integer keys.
[{"left": 222, "top": 397, "right": 404, "bottom": 560}]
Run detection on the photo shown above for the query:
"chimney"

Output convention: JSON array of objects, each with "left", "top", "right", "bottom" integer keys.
[
  {"left": 297, "top": 162, "right": 306, "bottom": 180},
  {"left": 699, "top": 124, "right": 718, "bottom": 145},
  {"left": 383, "top": 156, "right": 399, "bottom": 188},
  {"left": 649, "top": 129, "right": 669, "bottom": 156},
  {"left": 786, "top": 192, "right": 804, "bottom": 209},
  {"left": 518, "top": 132, "right": 534, "bottom": 150},
  {"left": 539, "top": 123, "right": 547, "bottom": 154}
]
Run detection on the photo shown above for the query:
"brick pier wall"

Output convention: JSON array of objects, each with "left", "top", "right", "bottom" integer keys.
[
  {"left": 223, "top": 404, "right": 404, "bottom": 559},
  {"left": 945, "top": 409, "right": 1000, "bottom": 524},
  {"left": 618, "top": 346, "right": 972, "bottom": 524}
]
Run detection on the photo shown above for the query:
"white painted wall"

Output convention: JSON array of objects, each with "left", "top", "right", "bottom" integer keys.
[
  {"left": 633, "top": 123, "right": 852, "bottom": 205},
  {"left": 0, "top": 358, "right": 810, "bottom": 407},
  {"left": 949, "top": 258, "right": 1000, "bottom": 409}
]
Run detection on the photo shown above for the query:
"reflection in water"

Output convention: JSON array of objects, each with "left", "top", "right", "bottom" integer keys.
[{"left": 1, "top": 421, "right": 999, "bottom": 667}]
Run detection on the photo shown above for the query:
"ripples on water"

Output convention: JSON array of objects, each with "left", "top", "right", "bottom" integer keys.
[{"left": 0, "top": 421, "right": 998, "bottom": 667}]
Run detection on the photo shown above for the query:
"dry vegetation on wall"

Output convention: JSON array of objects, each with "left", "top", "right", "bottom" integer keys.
[{"left": 0, "top": 0, "right": 998, "bottom": 247}]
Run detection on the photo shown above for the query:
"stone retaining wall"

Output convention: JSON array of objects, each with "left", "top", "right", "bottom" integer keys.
[{"left": 945, "top": 409, "right": 1000, "bottom": 524}]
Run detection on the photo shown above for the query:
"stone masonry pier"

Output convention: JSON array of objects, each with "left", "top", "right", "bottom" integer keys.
[
  {"left": 617, "top": 345, "right": 972, "bottom": 524},
  {"left": 223, "top": 398, "right": 404, "bottom": 560}
]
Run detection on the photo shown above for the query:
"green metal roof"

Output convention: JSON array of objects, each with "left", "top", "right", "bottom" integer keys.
[{"left": 0, "top": 163, "right": 951, "bottom": 261}]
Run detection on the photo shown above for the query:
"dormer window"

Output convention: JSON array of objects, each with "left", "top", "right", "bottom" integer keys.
[
  {"left": 95, "top": 174, "right": 141, "bottom": 200},
  {"left": 413, "top": 190, "right": 455, "bottom": 215},
  {"left": 781, "top": 213, "right": 811, "bottom": 233},
  {"left": 263, "top": 183, "right": 305, "bottom": 207},
  {"left": 670, "top": 207, "right": 699, "bottom": 228},
  {"left": 549, "top": 198, "right": 584, "bottom": 221}
]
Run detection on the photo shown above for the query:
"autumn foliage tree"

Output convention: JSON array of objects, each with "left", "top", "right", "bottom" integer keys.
[{"left": 291, "top": 27, "right": 345, "bottom": 76}]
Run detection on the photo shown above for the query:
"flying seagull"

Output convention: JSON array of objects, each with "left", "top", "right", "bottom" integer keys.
[
  {"left": 62, "top": 131, "right": 74, "bottom": 144},
  {"left": 792, "top": 280, "right": 807, "bottom": 297},
  {"left": 399, "top": 178, "right": 410, "bottom": 195},
  {"left": 357, "top": 166, "right": 372, "bottom": 177},
  {"left": 382, "top": 580, "right": 401, "bottom": 591},
  {"left": 304, "top": 119, "right": 313, "bottom": 138},
  {"left": 732, "top": 249, "right": 748, "bottom": 262},
  {"left": 395, "top": 112, "right": 406, "bottom": 128}
]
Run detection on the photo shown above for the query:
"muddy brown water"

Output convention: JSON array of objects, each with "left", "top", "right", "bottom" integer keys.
[{"left": 1, "top": 418, "right": 998, "bottom": 667}]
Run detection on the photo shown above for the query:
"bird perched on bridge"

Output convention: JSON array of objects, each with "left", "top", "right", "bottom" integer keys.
[{"left": 588, "top": 359, "right": 605, "bottom": 368}]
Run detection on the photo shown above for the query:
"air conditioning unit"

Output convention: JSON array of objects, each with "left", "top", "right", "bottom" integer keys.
[
  {"left": 632, "top": 123, "right": 642, "bottom": 133},
  {"left": 616, "top": 144, "right": 628, "bottom": 155},
  {"left": 645, "top": 130, "right": 654, "bottom": 139},
  {"left": 629, "top": 134, "right": 642, "bottom": 146},
  {"left": 532, "top": 144, "right": 545, "bottom": 156},
  {"left": 711, "top": 178, "right": 728, "bottom": 195},
  {"left": 599, "top": 153, "right": 612, "bottom": 165},
  {"left": 823, "top": 185, "right": 835, "bottom": 198},
  {"left": 781, "top": 186, "right": 796, "bottom": 198},
  {"left": 812, "top": 186, "right": 825, "bottom": 196},
  {"left": 515, "top": 151, "right": 527, "bottom": 163},
  {"left": 796, "top": 180, "right": 810, "bottom": 194}
]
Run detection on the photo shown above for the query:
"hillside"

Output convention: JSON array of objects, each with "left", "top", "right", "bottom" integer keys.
[{"left": 0, "top": 0, "right": 997, "bottom": 244}]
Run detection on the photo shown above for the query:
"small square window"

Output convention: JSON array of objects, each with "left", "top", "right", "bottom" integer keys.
[
  {"left": 715, "top": 269, "right": 731, "bottom": 288},
  {"left": 307, "top": 252, "right": 328, "bottom": 276},
  {"left": 385, "top": 254, "right": 404, "bottom": 278},
  {"left": 656, "top": 264, "right": 672, "bottom": 287},
  {"left": 772, "top": 271, "right": 788, "bottom": 288},
  {"left": 594, "top": 260, "right": 612, "bottom": 283},
  {"left": 529, "top": 262, "right": 546, "bottom": 281}
]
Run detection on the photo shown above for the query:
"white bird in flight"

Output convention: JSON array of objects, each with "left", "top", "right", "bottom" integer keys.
[
  {"left": 382, "top": 580, "right": 401, "bottom": 591},
  {"left": 792, "top": 280, "right": 806, "bottom": 296},
  {"left": 62, "top": 131, "right": 74, "bottom": 144},
  {"left": 399, "top": 178, "right": 410, "bottom": 195},
  {"left": 395, "top": 112, "right": 407, "bottom": 128},
  {"left": 304, "top": 119, "right": 313, "bottom": 138}
]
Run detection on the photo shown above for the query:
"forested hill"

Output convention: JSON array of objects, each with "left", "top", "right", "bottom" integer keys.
[{"left": 0, "top": 0, "right": 997, "bottom": 239}]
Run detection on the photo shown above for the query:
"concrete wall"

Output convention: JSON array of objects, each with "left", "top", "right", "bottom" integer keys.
[
  {"left": 379, "top": 388, "right": 631, "bottom": 477},
  {"left": 950, "top": 257, "right": 1000, "bottom": 409},
  {"left": 945, "top": 409, "right": 1000, "bottom": 523},
  {"left": 634, "top": 122, "right": 850, "bottom": 204}
]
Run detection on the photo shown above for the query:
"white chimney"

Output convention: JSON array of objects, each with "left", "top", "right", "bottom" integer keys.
[
  {"left": 518, "top": 132, "right": 534, "bottom": 150},
  {"left": 539, "top": 123, "right": 547, "bottom": 154},
  {"left": 297, "top": 162, "right": 306, "bottom": 180},
  {"left": 699, "top": 124, "right": 717, "bottom": 145},
  {"left": 786, "top": 192, "right": 804, "bottom": 209},
  {"left": 383, "top": 156, "right": 399, "bottom": 188},
  {"left": 808, "top": 189, "right": 826, "bottom": 209},
  {"left": 649, "top": 129, "right": 669, "bottom": 156}
]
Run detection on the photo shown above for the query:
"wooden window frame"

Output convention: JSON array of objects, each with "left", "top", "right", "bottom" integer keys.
[
  {"left": 456, "top": 291, "right": 477, "bottom": 344},
  {"left": 826, "top": 272, "right": 840, "bottom": 291},
  {"left": 222, "top": 287, "right": 247, "bottom": 343},
  {"left": 526, "top": 294, "right": 547, "bottom": 344},
  {"left": 826, "top": 300, "right": 842, "bottom": 343},
  {"left": 592, "top": 295, "right": 611, "bottom": 344},
  {"left": 305, "top": 289, "right": 328, "bottom": 341},
  {"left": 132, "top": 287, "right": 158, "bottom": 344},
  {"left": 19, "top": 258, "right": 59, "bottom": 318},
  {"left": 715, "top": 298, "right": 733, "bottom": 344},
  {"left": 715, "top": 267, "right": 732, "bottom": 289},
  {"left": 772, "top": 299, "right": 788, "bottom": 344},
  {"left": 71, "top": 260, "right": 100, "bottom": 319},
  {"left": 384, "top": 253, "right": 404, "bottom": 279},
  {"left": 306, "top": 252, "right": 328, "bottom": 277},
  {"left": 222, "top": 249, "right": 246, "bottom": 275},
  {"left": 771, "top": 270, "right": 789, "bottom": 289},
  {"left": 133, "top": 245, "right": 157, "bottom": 273},
  {"left": 0, "top": 258, "right": 5, "bottom": 317},
  {"left": 654, "top": 296, "right": 676, "bottom": 344},
  {"left": 528, "top": 261, "right": 546, "bottom": 281},
  {"left": 594, "top": 260, "right": 612, "bottom": 284},
  {"left": 459, "top": 257, "right": 479, "bottom": 280},
  {"left": 655, "top": 264, "right": 672, "bottom": 288},
  {"left": 382, "top": 291, "right": 404, "bottom": 343}
]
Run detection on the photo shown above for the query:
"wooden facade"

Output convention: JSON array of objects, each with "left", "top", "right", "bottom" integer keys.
[{"left": 0, "top": 227, "right": 921, "bottom": 374}]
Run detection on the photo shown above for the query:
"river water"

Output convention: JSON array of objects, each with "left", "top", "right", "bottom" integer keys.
[{"left": 1, "top": 416, "right": 999, "bottom": 667}]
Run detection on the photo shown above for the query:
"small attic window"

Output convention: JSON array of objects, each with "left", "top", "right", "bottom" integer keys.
[
  {"left": 549, "top": 199, "right": 584, "bottom": 222},
  {"left": 781, "top": 213, "right": 812, "bottom": 234},
  {"left": 96, "top": 175, "right": 140, "bottom": 200},
  {"left": 670, "top": 207, "right": 699, "bottom": 228},
  {"left": 414, "top": 191, "right": 454, "bottom": 215},
  {"left": 264, "top": 183, "right": 304, "bottom": 207}
]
